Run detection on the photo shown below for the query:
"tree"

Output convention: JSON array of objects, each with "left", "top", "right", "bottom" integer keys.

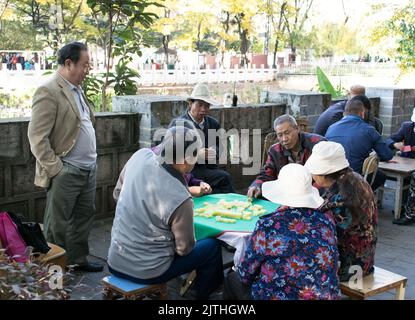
[
  {"left": 219, "top": 0, "right": 259, "bottom": 67},
  {"left": 371, "top": 0, "right": 415, "bottom": 73},
  {"left": 86, "top": 0, "right": 160, "bottom": 111},
  {"left": 282, "top": 0, "right": 314, "bottom": 64},
  {"left": 10, "top": 0, "right": 90, "bottom": 55},
  {"left": 260, "top": 0, "right": 288, "bottom": 68}
]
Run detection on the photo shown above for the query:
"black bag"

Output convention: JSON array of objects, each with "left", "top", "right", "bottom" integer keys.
[{"left": 7, "top": 212, "right": 51, "bottom": 254}]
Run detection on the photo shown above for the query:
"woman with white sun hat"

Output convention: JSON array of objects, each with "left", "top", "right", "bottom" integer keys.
[
  {"left": 224, "top": 163, "right": 340, "bottom": 300},
  {"left": 305, "top": 141, "right": 378, "bottom": 282}
]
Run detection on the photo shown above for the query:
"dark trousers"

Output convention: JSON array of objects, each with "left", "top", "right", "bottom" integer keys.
[
  {"left": 224, "top": 270, "right": 251, "bottom": 300},
  {"left": 43, "top": 162, "right": 96, "bottom": 265},
  {"left": 109, "top": 238, "right": 224, "bottom": 300},
  {"left": 192, "top": 166, "right": 235, "bottom": 194},
  {"left": 367, "top": 169, "right": 387, "bottom": 191}
]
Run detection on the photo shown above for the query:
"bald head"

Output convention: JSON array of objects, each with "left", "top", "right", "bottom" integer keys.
[{"left": 349, "top": 85, "right": 365, "bottom": 98}]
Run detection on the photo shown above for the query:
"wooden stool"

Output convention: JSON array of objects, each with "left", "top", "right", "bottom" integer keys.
[
  {"left": 102, "top": 275, "right": 167, "bottom": 300},
  {"left": 340, "top": 266, "right": 407, "bottom": 300}
]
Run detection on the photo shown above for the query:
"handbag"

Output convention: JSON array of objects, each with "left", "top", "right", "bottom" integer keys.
[
  {"left": 0, "top": 211, "right": 29, "bottom": 263},
  {"left": 7, "top": 212, "right": 51, "bottom": 255}
]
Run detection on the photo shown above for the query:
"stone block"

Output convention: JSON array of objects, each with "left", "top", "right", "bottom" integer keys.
[
  {"left": 0, "top": 122, "right": 24, "bottom": 162},
  {"left": 95, "top": 115, "right": 129, "bottom": 148},
  {"left": 34, "top": 197, "right": 47, "bottom": 223},
  {"left": 0, "top": 167, "right": 4, "bottom": 198},
  {"left": 118, "top": 152, "right": 135, "bottom": 174},
  {"left": 223, "top": 106, "right": 273, "bottom": 131},
  {"left": 0, "top": 201, "right": 29, "bottom": 220},
  {"left": 97, "top": 153, "right": 113, "bottom": 183},
  {"left": 11, "top": 163, "right": 37, "bottom": 196}
]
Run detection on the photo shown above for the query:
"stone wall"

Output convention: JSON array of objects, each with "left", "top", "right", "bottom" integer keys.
[
  {"left": 366, "top": 87, "right": 415, "bottom": 137},
  {"left": 262, "top": 89, "right": 331, "bottom": 132},
  {"left": 0, "top": 113, "right": 140, "bottom": 222},
  {"left": 112, "top": 96, "right": 287, "bottom": 192}
]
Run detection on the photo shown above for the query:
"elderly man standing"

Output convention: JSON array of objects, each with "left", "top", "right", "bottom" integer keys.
[
  {"left": 179, "top": 83, "right": 234, "bottom": 194},
  {"left": 28, "top": 42, "right": 102, "bottom": 272},
  {"left": 247, "top": 114, "right": 325, "bottom": 199},
  {"left": 108, "top": 125, "right": 224, "bottom": 300},
  {"left": 326, "top": 98, "right": 393, "bottom": 191}
]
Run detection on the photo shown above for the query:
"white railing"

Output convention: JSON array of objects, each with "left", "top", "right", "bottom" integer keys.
[
  {"left": 134, "top": 67, "right": 277, "bottom": 86},
  {"left": 279, "top": 62, "right": 400, "bottom": 77}
]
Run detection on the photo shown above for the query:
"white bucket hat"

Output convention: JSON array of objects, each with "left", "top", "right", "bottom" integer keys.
[
  {"left": 262, "top": 163, "right": 324, "bottom": 209},
  {"left": 188, "top": 83, "right": 219, "bottom": 106},
  {"left": 411, "top": 108, "right": 415, "bottom": 122},
  {"left": 304, "top": 141, "right": 350, "bottom": 175}
]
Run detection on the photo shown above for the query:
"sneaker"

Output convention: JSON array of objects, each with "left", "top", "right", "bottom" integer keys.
[{"left": 393, "top": 216, "right": 415, "bottom": 225}]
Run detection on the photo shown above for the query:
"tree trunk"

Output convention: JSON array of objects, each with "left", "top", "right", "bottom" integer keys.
[
  {"left": 272, "top": 38, "right": 279, "bottom": 69},
  {"left": 102, "top": 10, "right": 113, "bottom": 112},
  {"left": 163, "top": 35, "right": 169, "bottom": 65}
]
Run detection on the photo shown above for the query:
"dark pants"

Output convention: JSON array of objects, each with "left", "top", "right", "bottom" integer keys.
[
  {"left": 43, "top": 162, "right": 96, "bottom": 265},
  {"left": 192, "top": 166, "right": 235, "bottom": 194},
  {"left": 224, "top": 270, "right": 251, "bottom": 300},
  {"left": 109, "top": 238, "right": 224, "bottom": 300},
  {"left": 367, "top": 169, "right": 387, "bottom": 191}
]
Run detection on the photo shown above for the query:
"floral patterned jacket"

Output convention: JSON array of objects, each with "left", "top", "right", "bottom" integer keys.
[
  {"left": 320, "top": 174, "right": 378, "bottom": 282},
  {"left": 238, "top": 206, "right": 341, "bottom": 300}
]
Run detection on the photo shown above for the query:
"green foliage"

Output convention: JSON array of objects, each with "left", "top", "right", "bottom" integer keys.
[
  {"left": 108, "top": 58, "right": 139, "bottom": 96},
  {"left": 316, "top": 66, "right": 346, "bottom": 98},
  {"left": 0, "top": 21, "right": 43, "bottom": 50}
]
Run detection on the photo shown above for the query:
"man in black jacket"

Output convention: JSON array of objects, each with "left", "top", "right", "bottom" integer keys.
[{"left": 179, "top": 84, "right": 235, "bottom": 194}]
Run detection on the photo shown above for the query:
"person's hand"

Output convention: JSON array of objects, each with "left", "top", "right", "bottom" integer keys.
[
  {"left": 206, "top": 147, "right": 217, "bottom": 161},
  {"left": 387, "top": 160, "right": 398, "bottom": 163},
  {"left": 393, "top": 142, "right": 404, "bottom": 151},
  {"left": 247, "top": 186, "right": 261, "bottom": 199},
  {"left": 189, "top": 186, "right": 203, "bottom": 197},
  {"left": 200, "top": 182, "right": 212, "bottom": 195},
  {"left": 197, "top": 148, "right": 208, "bottom": 162}
]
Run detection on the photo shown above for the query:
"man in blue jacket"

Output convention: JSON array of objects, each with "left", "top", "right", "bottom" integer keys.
[
  {"left": 326, "top": 98, "right": 393, "bottom": 191},
  {"left": 386, "top": 108, "right": 415, "bottom": 225}
]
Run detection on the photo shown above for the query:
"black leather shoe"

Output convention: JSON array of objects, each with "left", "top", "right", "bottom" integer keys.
[
  {"left": 73, "top": 262, "right": 104, "bottom": 272},
  {"left": 393, "top": 216, "right": 415, "bottom": 225}
]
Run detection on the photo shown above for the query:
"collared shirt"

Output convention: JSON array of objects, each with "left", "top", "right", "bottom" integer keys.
[
  {"left": 187, "top": 111, "right": 205, "bottom": 130},
  {"left": 238, "top": 206, "right": 341, "bottom": 300},
  {"left": 325, "top": 115, "right": 393, "bottom": 174},
  {"left": 58, "top": 73, "right": 97, "bottom": 169},
  {"left": 251, "top": 132, "right": 326, "bottom": 189}
]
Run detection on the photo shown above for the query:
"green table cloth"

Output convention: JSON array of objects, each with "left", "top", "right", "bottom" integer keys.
[{"left": 193, "top": 193, "right": 280, "bottom": 240}]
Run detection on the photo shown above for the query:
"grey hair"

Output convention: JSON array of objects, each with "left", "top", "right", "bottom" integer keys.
[
  {"left": 159, "top": 125, "right": 203, "bottom": 164},
  {"left": 273, "top": 114, "right": 298, "bottom": 129}
]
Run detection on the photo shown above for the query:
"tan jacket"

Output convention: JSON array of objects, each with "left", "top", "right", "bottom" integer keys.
[{"left": 28, "top": 73, "right": 95, "bottom": 188}]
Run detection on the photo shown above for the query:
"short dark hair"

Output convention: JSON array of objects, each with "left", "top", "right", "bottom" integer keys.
[
  {"left": 344, "top": 99, "right": 365, "bottom": 115},
  {"left": 349, "top": 95, "right": 371, "bottom": 110},
  {"left": 57, "top": 42, "right": 88, "bottom": 65}
]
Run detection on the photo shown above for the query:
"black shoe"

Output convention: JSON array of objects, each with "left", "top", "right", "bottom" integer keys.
[
  {"left": 73, "top": 262, "right": 104, "bottom": 272},
  {"left": 393, "top": 216, "right": 415, "bottom": 225}
]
